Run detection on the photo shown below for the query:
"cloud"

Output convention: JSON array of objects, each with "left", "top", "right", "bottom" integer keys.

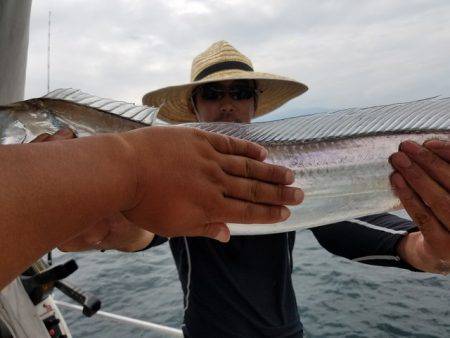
[{"left": 25, "top": 0, "right": 450, "bottom": 119}]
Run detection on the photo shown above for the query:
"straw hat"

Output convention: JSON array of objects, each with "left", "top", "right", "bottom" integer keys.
[{"left": 142, "top": 41, "right": 308, "bottom": 123}]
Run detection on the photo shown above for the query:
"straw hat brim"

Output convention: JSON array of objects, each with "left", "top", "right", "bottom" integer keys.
[{"left": 142, "top": 69, "right": 308, "bottom": 123}]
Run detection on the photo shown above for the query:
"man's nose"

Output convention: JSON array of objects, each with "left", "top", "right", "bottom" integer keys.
[{"left": 219, "top": 94, "right": 236, "bottom": 113}]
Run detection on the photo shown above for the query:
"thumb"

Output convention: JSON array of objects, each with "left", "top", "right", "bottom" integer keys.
[{"left": 202, "top": 223, "right": 230, "bottom": 243}]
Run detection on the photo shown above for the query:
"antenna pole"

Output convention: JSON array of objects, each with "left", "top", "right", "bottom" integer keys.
[{"left": 47, "top": 10, "right": 51, "bottom": 93}]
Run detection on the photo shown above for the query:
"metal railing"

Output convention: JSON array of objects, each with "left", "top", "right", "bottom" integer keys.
[{"left": 55, "top": 300, "right": 183, "bottom": 337}]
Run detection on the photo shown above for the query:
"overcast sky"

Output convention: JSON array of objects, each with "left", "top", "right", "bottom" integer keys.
[{"left": 25, "top": 0, "right": 450, "bottom": 120}]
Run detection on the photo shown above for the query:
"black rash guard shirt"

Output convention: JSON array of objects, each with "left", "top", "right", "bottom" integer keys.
[{"left": 146, "top": 213, "right": 418, "bottom": 337}]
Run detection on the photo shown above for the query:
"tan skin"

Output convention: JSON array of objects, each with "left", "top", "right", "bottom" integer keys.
[
  {"left": 51, "top": 80, "right": 450, "bottom": 275},
  {"left": 34, "top": 92, "right": 303, "bottom": 252},
  {"left": 391, "top": 141, "right": 450, "bottom": 274},
  {"left": 2, "top": 125, "right": 306, "bottom": 288},
  {"left": 58, "top": 80, "right": 260, "bottom": 252},
  {"left": 30, "top": 130, "right": 154, "bottom": 252}
]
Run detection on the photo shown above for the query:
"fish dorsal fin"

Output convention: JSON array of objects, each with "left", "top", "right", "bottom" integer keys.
[
  {"left": 188, "top": 96, "right": 450, "bottom": 144},
  {"left": 44, "top": 88, "right": 159, "bottom": 125}
]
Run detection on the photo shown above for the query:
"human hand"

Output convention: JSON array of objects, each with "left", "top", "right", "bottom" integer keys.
[
  {"left": 58, "top": 213, "right": 153, "bottom": 252},
  {"left": 30, "top": 128, "right": 76, "bottom": 143},
  {"left": 390, "top": 139, "right": 450, "bottom": 274},
  {"left": 120, "top": 126, "right": 304, "bottom": 242}
]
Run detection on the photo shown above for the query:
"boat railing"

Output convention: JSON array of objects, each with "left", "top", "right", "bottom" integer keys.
[{"left": 54, "top": 300, "right": 183, "bottom": 337}]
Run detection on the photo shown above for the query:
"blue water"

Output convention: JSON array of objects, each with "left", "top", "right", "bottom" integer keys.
[{"left": 55, "top": 223, "right": 450, "bottom": 338}]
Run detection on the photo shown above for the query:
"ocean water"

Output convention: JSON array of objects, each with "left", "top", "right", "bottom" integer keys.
[{"left": 55, "top": 217, "right": 450, "bottom": 338}]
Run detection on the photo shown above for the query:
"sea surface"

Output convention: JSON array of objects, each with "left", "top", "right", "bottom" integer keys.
[{"left": 54, "top": 212, "right": 450, "bottom": 338}]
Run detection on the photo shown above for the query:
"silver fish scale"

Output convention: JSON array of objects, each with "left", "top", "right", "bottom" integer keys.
[
  {"left": 43, "top": 88, "right": 159, "bottom": 125},
  {"left": 2, "top": 90, "right": 450, "bottom": 235},
  {"left": 187, "top": 97, "right": 450, "bottom": 144}
]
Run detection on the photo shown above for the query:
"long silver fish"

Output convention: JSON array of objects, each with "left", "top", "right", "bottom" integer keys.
[{"left": 1, "top": 88, "right": 449, "bottom": 235}]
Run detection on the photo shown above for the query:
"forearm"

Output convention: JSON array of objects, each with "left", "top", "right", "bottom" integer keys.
[
  {"left": 0, "top": 133, "right": 136, "bottom": 288},
  {"left": 311, "top": 213, "right": 419, "bottom": 270}
]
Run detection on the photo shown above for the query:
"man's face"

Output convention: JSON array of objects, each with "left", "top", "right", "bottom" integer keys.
[{"left": 192, "top": 80, "right": 256, "bottom": 123}]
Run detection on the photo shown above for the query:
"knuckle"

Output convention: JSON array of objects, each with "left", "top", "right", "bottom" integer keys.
[
  {"left": 202, "top": 223, "right": 215, "bottom": 238},
  {"left": 206, "top": 161, "right": 225, "bottom": 185},
  {"left": 412, "top": 211, "right": 431, "bottom": 228},
  {"left": 270, "top": 206, "right": 282, "bottom": 221},
  {"left": 277, "top": 185, "right": 286, "bottom": 201},
  {"left": 269, "top": 164, "right": 279, "bottom": 182},
  {"left": 407, "top": 163, "right": 423, "bottom": 180},
  {"left": 427, "top": 152, "right": 441, "bottom": 167},
  {"left": 397, "top": 185, "right": 415, "bottom": 202},
  {"left": 401, "top": 190, "right": 415, "bottom": 203},
  {"left": 243, "top": 140, "right": 252, "bottom": 156},
  {"left": 224, "top": 137, "right": 234, "bottom": 153},
  {"left": 244, "top": 158, "right": 254, "bottom": 178},
  {"left": 249, "top": 181, "right": 259, "bottom": 203},
  {"left": 433, "top": 198, "right": 449, "bottom": 211},
  {"left": 243, "top": 203, "right": 255, "bottom": 223},
  {"left": 203, "top": 199, "right": 218, "bottom": 223},
  {"left": 192, "top": 128, "right": 205, "bottom": 139}
]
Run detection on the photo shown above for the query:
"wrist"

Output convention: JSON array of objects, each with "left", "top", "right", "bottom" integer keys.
[
  {"left": 396, "top": 232, "right": 426, "bottom": 272},
  {"left": 107, "top": 132, "right": 141, "bottom": 212},
  {"left": 396, "top": 232, "right": 415, "bottom": 264}
]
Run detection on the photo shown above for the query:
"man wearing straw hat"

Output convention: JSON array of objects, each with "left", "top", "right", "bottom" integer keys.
[
  {"left": 140, "top": 41, "right": 450, "bottom": 337},
  {"left": 56, "top": 41, "right": 449, "bottom": 336}
]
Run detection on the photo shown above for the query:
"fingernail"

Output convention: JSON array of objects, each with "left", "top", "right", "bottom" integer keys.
[
  {"left": 214, "top": 228, "right": 230, "bottom": 243},
  {"left": 285, "top": 170, "right": 295, "bottom": 183},
  {"left": 424, "top": 139, "right": 444, "bottom": 149},
  {"left": 259, "top": 148, "right": 268, "bottom": 160},
  {"left": 391, "top": 152, "right": 412, "bottom": 168},
  {"left": 294, "top": 189, "right": 304, "bottom": 203},
  {"left": 57, "top": 128, "right": 73, "bottom": 136},
  {"left": 390, "top": 172, "right": 406, "bottom": 189},
  {"left": 400, "top": 141, "right": 422, "bottom": 155},
  {"left": 280, "top": 207, "right": 290, "bottom": 220}
]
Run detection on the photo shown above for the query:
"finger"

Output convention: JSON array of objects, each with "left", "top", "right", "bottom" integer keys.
[
  {"left": 202, "top": 130, "right": 268, "bottom": 161},
  {"left": 212, "top": 198, "right": 291, "bottom": 224},
  {"left": 45, "top": 128, "right": 76, "bottom": 141},
  {"left": 390, "top": 152, "right": 450, "bottom": 227},
  {"left": 223, "top": 175, "right": 303, "bottom": 206},
  {"left": 192, "top": 222, "right": 230, "bottom": 242},
  {"left": 30, "top": 133, "right": 51, "bottom": 143},
  {"left": 391, "top": 172, "right": 449, "bottom": 238},
  {"left": 220, "top": 154, "right": 295, "bottom": 185},
  {"left": 400, "top": 141, "right": 450, "bottom": 191},
  {"left": 424, "top": 139, "right": 450, "bottom": 162}
]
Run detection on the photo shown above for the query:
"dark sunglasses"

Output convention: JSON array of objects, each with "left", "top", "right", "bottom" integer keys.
[{"left": 194, "top": 83, "right": 260, "bottom": 101}]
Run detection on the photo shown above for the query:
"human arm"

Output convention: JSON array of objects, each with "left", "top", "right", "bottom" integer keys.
[
  {"left": 31, "top": 130, "right": 155, "bottom": 253},
  {"left": 310, "top": 213, "right": 419, "bottom": 270},
  {"left": 1, "top": 126, "right": 302, "bottom": 288}
]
